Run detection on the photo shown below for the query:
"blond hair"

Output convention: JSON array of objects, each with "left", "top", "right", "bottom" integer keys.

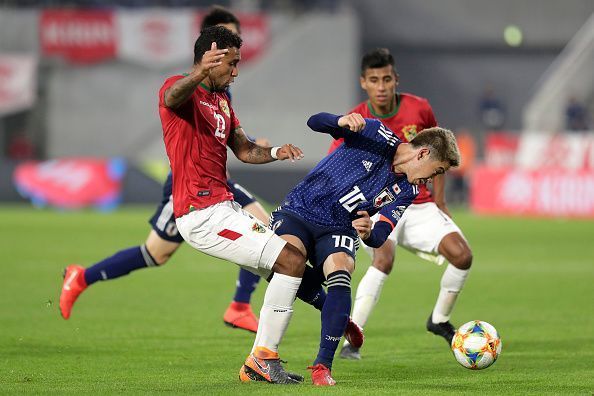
[{"left": 409, "top": 127, "right": 460, "bottom": 167}]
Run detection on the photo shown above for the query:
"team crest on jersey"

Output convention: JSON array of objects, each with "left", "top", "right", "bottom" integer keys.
[
  {"left": 219, "top": 99, "right": 230, "bottom": 117},
  {"left": 402, "top": 125, "right": 418, "bottom": 142},
  {"left": 373, "top": 188, "right": 395, "bottom": 208},
  {"left": 252, "top": 222, "right": 266, "bottom": 233}
]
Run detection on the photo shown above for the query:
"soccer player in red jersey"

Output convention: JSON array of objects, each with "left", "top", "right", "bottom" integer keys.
[
  {"left": 159, "top": 26, "right": 306, "bottom": 384},
  {"left": 59, "top": 6, "right": 265, "bottom": 335},
  {"left": 334, "top": 49, "right": 473, "bottom": 359}
]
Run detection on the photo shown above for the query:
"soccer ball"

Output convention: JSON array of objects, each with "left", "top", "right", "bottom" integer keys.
[{"left": 451, "top": 320, "right": 502, "bottom": 370}]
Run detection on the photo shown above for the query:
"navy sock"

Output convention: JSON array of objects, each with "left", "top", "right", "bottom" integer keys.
[
  {"left": 297, "top": 265, "right": 327, "bottom": 310},
  {"left": 314, "top": 270, "right": 351, "bottom": 369},
  {"left": 84, "top": 245, "right": 156, "bottom": 285},
  {"left": 233, "top": 269, "right": 261, "bottom": 303}
]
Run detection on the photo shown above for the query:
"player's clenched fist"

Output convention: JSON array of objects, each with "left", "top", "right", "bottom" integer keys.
[
  {"left": 276, "top": 144, "right": 304, "bottom": 162},
  {"left": 352, "top": 211, "right": 372, "bottom": 240},
  {"left": 338, "top": 113, "right": 366, "bottom": 132},
  {"left": 192, "top": 42, "right": 229, "bottom": 80}
]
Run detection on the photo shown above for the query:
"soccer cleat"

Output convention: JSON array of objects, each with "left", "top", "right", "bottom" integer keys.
[
  {"left": 308, "top": 363, "right": 336, "bottom": 386},
  {"left": 426, "top": 313, "right": 456, "bottom": 345},
  {"left": 59, "top": 265, "right": 88, "bottom": 320},
  {"left": 239, "top": 364, "right": 304, "bottom": 383},
  {"left": 223, "top": 302, "right": 259, "bottom": 333},
  {"left": 344, "top": 317, "right": 364, "bottom": 348},
  {"left": 339, "top": 343, "right": 361, "bottom": 360},
  {"left": 242, "top": 347, "right": 301, "bottom": 384}
]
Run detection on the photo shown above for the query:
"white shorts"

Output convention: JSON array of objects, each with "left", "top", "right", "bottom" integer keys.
[
  {"left": 364, "top": 202, "right": 464, "bottom": 265},
  {"left": 175, "top": 200, "right": 286, "bottom": 278}
]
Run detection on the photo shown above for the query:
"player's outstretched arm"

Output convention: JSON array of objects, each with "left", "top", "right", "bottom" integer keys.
[
  {"left": 307, "top": 112, "right": 366, "bottom": 137},
  {"left": 228, "top": 127, "right": 304, "bottom": 164},
  {"left": 164, "top": 42, "right": 228, "bottom": 109}
]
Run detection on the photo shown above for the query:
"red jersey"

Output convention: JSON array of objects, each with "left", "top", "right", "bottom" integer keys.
[
  {"left": 328, "top": 93, "right": 437, "bottom": 204},
  {"left": 159, "top": 75, "right": 240, "bottom": 218}
]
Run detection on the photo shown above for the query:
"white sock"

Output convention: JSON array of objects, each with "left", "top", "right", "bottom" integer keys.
[
  {"left": 344, "top": 266, "right": 388, "bottom": 346},
  {"left": 251, "top": 273, "right": 301, "bottom": 354},
  {"left": 432, "top": 264, "right": 470, "bottom": 323}
]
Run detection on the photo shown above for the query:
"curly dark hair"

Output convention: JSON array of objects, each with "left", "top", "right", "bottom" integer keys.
[
  {"left": 201, "top": 5, "right": 241, "bottom": 33},
  {"left": 361, "top": 48, "right": 396, "bottom": 75},
  {"left": 193, "top": 25, "right": 242, "bottom": 64}
]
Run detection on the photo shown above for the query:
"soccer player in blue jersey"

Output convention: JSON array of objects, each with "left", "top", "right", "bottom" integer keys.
[
  {"left": 59, "top": 6, "right": 264, "bottom": 332},
  {"left": 269, "top": 112, "right": 460, "bottom": 385}
]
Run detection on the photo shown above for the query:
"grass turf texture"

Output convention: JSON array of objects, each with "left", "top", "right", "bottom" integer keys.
[{"left": 0, "top": 204, "right": 592, "bottom": 394}]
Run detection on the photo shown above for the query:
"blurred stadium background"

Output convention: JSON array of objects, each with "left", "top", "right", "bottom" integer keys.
[
  {"left": 1, "top": 0, "right": 593, "bottom": 212},
  {"left": 1, "top": 0, "right": 594, "bottom": 394}
]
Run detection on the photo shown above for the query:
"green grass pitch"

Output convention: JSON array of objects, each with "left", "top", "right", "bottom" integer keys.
[{"left": 0, "top": 204, "right": 593, "bottom": 394}]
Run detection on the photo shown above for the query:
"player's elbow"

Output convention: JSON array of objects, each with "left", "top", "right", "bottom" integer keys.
[
  {"left": 306, "top": 115, "right": 317, "bottom": 130},
  {"left": 233, "top": 149, "right": 251, "bottom": 164}
]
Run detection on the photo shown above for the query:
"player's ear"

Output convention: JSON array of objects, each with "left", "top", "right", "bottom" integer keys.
[
  {"left": 418, "top": 147, "right": 430, "bottom": 160},
  {"left": 360, "top": 75, "right": 366, "bottom": 90}
]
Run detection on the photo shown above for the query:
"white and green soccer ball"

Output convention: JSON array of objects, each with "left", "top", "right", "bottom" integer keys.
[{"left": 451, "top": 320, "right": 502, "bottom": 370}]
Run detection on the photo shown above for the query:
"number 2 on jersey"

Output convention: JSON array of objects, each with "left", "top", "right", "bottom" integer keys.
[{"left": 214, "top": 113, "right": 226, "bottom": 139}]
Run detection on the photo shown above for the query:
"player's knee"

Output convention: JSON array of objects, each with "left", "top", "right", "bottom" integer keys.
[
  {"left": 372, "top": 252, "right": 394, "bottom": 274},
  {"left": 274, "top": 245, "right": 306, "bottom": 277},
  {"left": 450, "top": 247, "right": 473, "bottom": 270},
  {"left": 152, "top": 253, "right": 171, "bottom": 266}
]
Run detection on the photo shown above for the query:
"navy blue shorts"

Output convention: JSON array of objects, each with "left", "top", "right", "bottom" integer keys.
[
  {"left": 148, "top": 173, "right": 258, "bottom": 243},
  {"left": 269, "top": 208, "right": 359, "bottom": 268}
]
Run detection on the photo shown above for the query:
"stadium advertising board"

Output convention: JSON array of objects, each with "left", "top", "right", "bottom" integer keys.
[
  {"left": 470, "top": 166, "right": 594, "bottom": 217},
  {"left": 13, "top": 158, "right": 126, "bottom": 210},
  {"left": 39, "top": 9, "right": 269, "bottom": 67},
  {"left": 40, "top": 10, "right": 117, "bottom": 64}
]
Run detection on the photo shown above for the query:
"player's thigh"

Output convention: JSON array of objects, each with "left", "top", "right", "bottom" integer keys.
[
  {"left": 175, "top": 201, "right": 285, "bottom": 271},
  {"left": 396, "top": 202, "right": 464, "bottom": 255},
  {"left": 315, "top": 231, "right": 358, "bottom": 276},
  {"left": 269, "top": 210, "right": 313, "bottom": 260}
]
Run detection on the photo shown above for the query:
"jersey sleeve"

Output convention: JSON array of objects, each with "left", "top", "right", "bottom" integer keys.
[
  {"left": 307, "top": 112, "right": 348, "bottom": 139},
  {"left": 158, "top": 75, "right": 185, "bottom": 109},
  {"left": 362, "top": 183, "right": 418, "bottom": 248}
]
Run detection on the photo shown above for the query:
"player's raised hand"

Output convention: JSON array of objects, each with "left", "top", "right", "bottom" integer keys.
[
  {"left": 192, "top": 42, "right": 229, "bottom": 79},
  {"left": 352, "top": 211, "right": 372, "bottom": 240},
  {"left": 338, "top": 113, "right": 366, "bottom": 132},
  {"left": 276, "top": 144, "right": 304, "bottom": 162}
]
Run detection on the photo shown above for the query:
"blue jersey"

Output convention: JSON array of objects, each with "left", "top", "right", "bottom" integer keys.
[{"left": 281, "top": 112, "right": 418, "bottom": 244}]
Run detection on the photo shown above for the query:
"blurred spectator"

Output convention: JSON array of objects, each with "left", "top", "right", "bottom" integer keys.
[
  {"left": 446, "top": 129, "right": 476, "bottom": 204},
  {"left": 565, "top": 96, "right": 590, "bottom": 131},
  {"left": 478, "top": 85, "right": 506, "bottom": 130}
]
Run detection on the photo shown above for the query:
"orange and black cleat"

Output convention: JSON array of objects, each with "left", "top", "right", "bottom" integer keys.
[
  {"left": 240, "top": 347, "right": 302, "bottom": 384},
  {"left": 308, "top": 363, "right": 336, "bottom": 386},
  {"left": 59, "top": 265, "right": 88, "bottom": 320},
  {"left": 223, "top": 302, "right": 259, "bottom": 333}
]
